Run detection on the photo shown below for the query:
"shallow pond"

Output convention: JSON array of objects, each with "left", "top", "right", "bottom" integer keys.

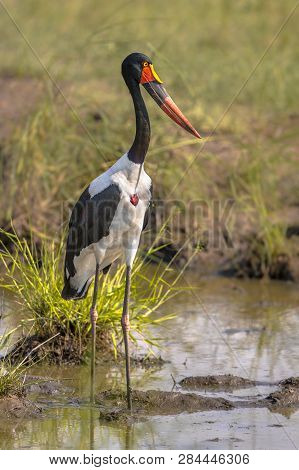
[{"left": 1, "top": 275, "right": 299, "bottom": 449}]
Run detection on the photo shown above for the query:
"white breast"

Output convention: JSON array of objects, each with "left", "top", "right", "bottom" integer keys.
[
  {"left": 88, "top": 153, "right": 151, "bottom": 198},
  {"left": 89, "top": 152, "right": 152, "bottom": 266}
]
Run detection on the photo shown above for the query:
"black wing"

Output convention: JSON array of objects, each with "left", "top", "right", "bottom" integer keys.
[{"left": 64, "top": 184, "right": 121, "bottom": 279}]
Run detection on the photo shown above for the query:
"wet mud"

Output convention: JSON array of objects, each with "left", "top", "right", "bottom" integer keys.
[
  {"left": 7, "top": 333, "right": 113, "bottom": 365},
  {"left": 263, "top": 378, "right": 299, "bottom": 410},
  {"left": 2, "top": 374, "right": 299, "bottom": 422},
  {"left": 24, "top": 376, "right": 71, "bottom": 396},
  {"left": 1, "top": 277, "right": 298, "bottom": 449},
  {"left": 179, "top": 374, "right": 256, "bottom": 390},
  {"left": 0, "top": 376, "right": 69, "bottom": 418},
  {"left": 96, "top": 375, "right": 299, "bottom": 422},
  {"left": 96, "top": 388, "right": 233, "bottom": 422},
  {"left": 7, "top": 334, "right": 84, "bottom": 365},
  {"left": 0, "top": 396, "right": 42, "bottom": 418}
]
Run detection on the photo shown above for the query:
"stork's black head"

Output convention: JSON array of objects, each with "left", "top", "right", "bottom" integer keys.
[
  {"left": 121, "top": 52, "right": 153, "bottom": 84},
  {"left": 122, "top": 52, "right": 201, "bottom": 139}
]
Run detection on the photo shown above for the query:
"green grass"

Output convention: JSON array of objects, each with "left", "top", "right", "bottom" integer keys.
[
  {"left": 0, "top": 358, "right": 25, "bottom": 397},
  {"left": 1, "top": 0, "right": 298, "bottom": 112},
  {"left": 0, "top": 228, "right": 182, "bottom": 362},
  {"left": 0, "top": 0, "right": 298, "bottom": 277},
  {"left": 0, "top": 310, "right": 26, "bottom": 396}
]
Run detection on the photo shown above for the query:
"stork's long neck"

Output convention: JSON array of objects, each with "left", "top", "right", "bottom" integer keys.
[{"left": 127, "top": 80, "right": 150, "bottom": 164}]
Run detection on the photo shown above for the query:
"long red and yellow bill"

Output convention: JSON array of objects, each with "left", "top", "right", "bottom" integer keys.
[{"left": 140, "top": 63, "right": 201, "bottom": 139}]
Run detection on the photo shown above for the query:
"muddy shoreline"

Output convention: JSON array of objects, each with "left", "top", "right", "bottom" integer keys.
[
  {"left": 96, "top": 376, "right": 299, "bottom": 422},
  {"left": 2, "top": 374, "right": 299, "bottom": 420},
  {"left": 150, "top": 228, "right": 299, "bottom": 283}
]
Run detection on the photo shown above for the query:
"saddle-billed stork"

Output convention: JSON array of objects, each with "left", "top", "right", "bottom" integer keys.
[{"left": 61, "top": 52, "right": 200, "bottom": 410}]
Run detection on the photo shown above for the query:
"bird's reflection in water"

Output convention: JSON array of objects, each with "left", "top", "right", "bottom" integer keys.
[
  {"left": 88, "top": 404, "right": 135, "bottom": 450},
  {"left": 89, "top": 406, "right": 95, "bottom": 450},
  {"left": 125, "top": 423, "right": 134, "bottom": 450}
]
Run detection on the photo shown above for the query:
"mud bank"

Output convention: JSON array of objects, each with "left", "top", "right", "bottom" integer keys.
[
  {"left": 7, "top": 333, "right": 113, "bottom": 365},
  {"left": 263, "top": 379, "right": 299, "bottom": 410},
  {"left": 96, "top": 389, "right": 233, "bottom": 421},
  {"left": 0, "top": 396, "right": 42, "bottom": 418},
  {"left": 179, "top": 374, "right": 256, "bottom": 390},
  {"left": 24, "top": 376, "right": 71, "bottom": 396},
  {"left": 152, "top": 233, "right": 299, "bottom": 282},
  {"left": 0, "top": 375, "right": 70, "bottom": 418},
  {"left": 2, "top": 374, "right": 299, "bottom": 421},
  {"left": 7, "top": 332, "right": 166, "bottom": 366},
  {"left": 179, "top": 374, "right": 299, "bottom": 413},
  {"left": 96, "top": 375, "right": 299, "bottom": 422}
]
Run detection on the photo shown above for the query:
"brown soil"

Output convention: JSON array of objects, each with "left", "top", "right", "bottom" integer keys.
[
  {"left": 279, "top": 377, "right": 299, "bottom": 387},
  {"left": 2, "top": 374, "right": 299, "bottom": 421},
  {"left": 7, "top": 331, "right": 165, "bottom": 366},
  {"left": 8, "top": 332, "right": 113, "bottom": 365},
  {"left": 96, "top": 376, "right": 299, "bottom": 422},
  {"left": 150, "top": 122, "right": 299, "bottom": 283},
  {"left": 179, "top": 374, "right": 256, "bottom": 390},
  {"left": 264, "top": 380, "right": 299, "bottom": 410},
  {"left": 8, "top": 334, "right": 86, "bottom": 365},
  {"left": 24, "top": 376, "right": 71, "bottom": 396},
  {"left": 0, "top": 77, "right": 43, "bottom": 140},
  {"left": 150, "top": 208, "right": 299, "bottom": 282},
  {"left": 0, "top": 375, "right": 70, "bottom": 419},
  {"left": 0, "top": 395, "right": 42, "bottom": 419},
  {"left": 96, "top": 389, "right": 234, "bottom": 422}
]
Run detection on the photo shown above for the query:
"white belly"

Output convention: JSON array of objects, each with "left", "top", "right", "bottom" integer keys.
[
  {"left": 72, "top": 190, "right": 149, "bottom": 289},
  {"left": 94, "top": 194, "right": 149, "bottom": 264}
]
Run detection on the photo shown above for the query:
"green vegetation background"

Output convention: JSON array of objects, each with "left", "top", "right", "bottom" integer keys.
[{"left": 0, "top": 0, "right": 298, "bottom": 264}]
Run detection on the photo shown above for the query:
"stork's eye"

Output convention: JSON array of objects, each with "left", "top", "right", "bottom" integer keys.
[{"left": 143, "top": 61, "right": 149, "bottom": 67}]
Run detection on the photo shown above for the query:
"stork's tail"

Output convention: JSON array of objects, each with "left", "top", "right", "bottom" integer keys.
[{"left": 61, "top": 277, "right": 92, "bottom": 301}]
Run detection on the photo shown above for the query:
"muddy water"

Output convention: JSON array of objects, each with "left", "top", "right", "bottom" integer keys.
[{"left": 1, "top": 276, "right": 299, "bottom": 449}]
